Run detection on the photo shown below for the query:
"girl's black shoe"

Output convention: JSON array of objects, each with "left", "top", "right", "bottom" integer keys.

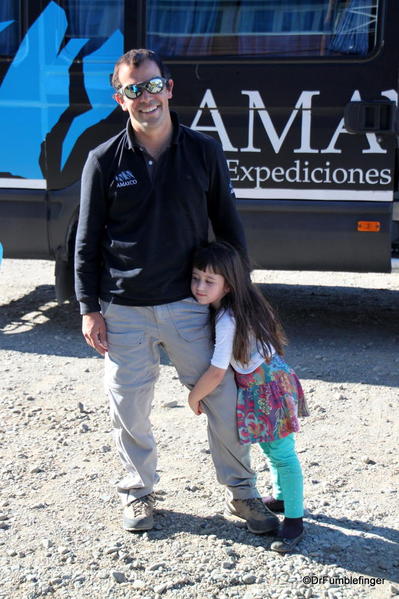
[
  {"left": 270, "top": 530, "right": 304, "bottom": 553},
  {"left": 270, "top": 517, "right": 304, "bottom": 553},
  {"left": 261, "top": 495, "right": 285, "bottom": 513}
]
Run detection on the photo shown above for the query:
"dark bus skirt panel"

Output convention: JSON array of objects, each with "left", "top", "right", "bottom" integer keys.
[{"left": 238, "top": 199, "right": 392, "bottom": 273}]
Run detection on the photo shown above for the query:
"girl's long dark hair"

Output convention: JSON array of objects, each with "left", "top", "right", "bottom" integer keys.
[{"left": 192, "top": 241, "right": 287, "bottom": 364}]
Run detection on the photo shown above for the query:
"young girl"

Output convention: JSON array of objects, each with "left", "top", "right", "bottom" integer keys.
[{"left": 189, "top": 241, "right": 309, "bottom": 553}]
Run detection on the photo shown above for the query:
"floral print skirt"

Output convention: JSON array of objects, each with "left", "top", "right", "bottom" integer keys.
[{"left": 235, "top": 354, "right": 309, "bottom": 445}]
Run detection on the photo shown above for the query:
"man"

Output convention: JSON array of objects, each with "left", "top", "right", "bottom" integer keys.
[{"left": 75, "top": 48, "right": 279, "bottom": 534}]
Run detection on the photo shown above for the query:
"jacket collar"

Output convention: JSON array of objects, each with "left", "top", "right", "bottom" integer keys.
[{"left": 125, "top": 111, "right": 181, "bottom": 150}]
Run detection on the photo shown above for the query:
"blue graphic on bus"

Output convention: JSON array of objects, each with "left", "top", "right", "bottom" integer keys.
[
  {"left": 61, "top": 29, "right": 123, "bottom": 169},
  {"left": 0, "top": 2, "right": 121, "bottom": 179},
  {"left": 0, "top": 3, "right": 86, "bottom": 179},
  {"left": 0, "top": 21, "right": 13, "bottom": 34}
]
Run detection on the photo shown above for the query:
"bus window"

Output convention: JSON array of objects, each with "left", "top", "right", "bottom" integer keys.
[
  {"left": 146, "top": 0, "right": 380, "bottom": 58},
  {"left": 60, "top": 0, "right": 123, "bottom": 54},
  {"left": 0, "top": 0, "right": 20, "bottom": 57}
]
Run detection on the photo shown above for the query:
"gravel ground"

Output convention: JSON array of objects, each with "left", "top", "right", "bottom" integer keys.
[{"left": 0, "top": 259, "right": 398, "bottom": 599}]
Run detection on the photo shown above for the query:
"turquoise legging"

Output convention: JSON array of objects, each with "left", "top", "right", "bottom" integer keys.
[{"left": 259, "top": 433, "right": 303, "bottom": 518}]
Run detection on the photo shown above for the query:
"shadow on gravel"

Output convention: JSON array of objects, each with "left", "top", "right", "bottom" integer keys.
[
  {"left": 136, "top": 508, "right": 399, "bottom": 584},
  {"left": 0, "top": 284, "right": 170, "bottom": 364},
  {"left": 0, "top": 285, "right": 93, "bottom": 358},
  {"left": 1, "top": 282, "right": 398, "bottom": 385},
  {"left": 260, "top": 282, "right": 399, "bottom": 389},
  {"left": 307, "top": 511, "right": 399, "bottom": 544},
  {"left": 304, "top": 512, "right": 399, "bottom": 583}
]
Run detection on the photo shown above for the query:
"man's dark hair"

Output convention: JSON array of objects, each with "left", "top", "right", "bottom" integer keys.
[{"left": 111, "top": 48, "right": 171, "bottom": 91}]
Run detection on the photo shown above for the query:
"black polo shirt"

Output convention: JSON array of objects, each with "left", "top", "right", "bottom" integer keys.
[{"left": 75, "top": 112, "right": 246, "bottom": 314}]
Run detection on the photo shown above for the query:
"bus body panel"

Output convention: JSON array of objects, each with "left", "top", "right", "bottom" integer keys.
[
  {"left": 239, "top": 199, "right": 392, "bottom": 272},
  {"left": 0, "top": 189, "right": 48, "bottom": 258}
]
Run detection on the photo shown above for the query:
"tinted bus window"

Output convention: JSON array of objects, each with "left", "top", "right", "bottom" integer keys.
[
  {"left": 147, "top": 0, "right": 379, "bottom": 58},
  {"left": 61, "top": 0, "right": 123, "bottom": 54},
  {"left": 0, "top": 0, "right": 20, "bottom": 57}
]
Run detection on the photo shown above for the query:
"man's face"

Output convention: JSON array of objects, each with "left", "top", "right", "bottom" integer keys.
[{"left": 114, "top": 59, "right": 173, "bottom": 134}]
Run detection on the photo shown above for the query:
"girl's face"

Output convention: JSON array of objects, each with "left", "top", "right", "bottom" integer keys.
[{"left": 191, "top": 267, "right": 230, "bottom": 309}]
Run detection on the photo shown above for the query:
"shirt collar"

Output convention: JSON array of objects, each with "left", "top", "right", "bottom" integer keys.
[{"left": 125, "top": 111, "right": 181, "bottom": 150}]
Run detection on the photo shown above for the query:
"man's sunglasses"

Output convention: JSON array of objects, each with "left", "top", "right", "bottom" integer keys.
[{"left": 118, "top": 77, "right": 168, "bottom": 100}]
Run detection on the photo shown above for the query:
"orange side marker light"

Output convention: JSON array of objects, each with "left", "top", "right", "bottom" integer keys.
[{"left": 357, "top": 221, "right": 381, "bottom": 232}]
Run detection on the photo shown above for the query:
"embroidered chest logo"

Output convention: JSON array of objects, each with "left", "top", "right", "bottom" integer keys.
[{"left": 115, "top": 170, "right": 137, "bottom": 188}]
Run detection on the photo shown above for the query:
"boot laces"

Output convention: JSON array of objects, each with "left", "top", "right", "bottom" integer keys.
[{"left": 131, "top": 493, "right": 155, "bottom": 516}]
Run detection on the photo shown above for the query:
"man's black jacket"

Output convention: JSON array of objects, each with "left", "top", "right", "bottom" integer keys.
[{"left": 74, "top": 112, "right": 247, "bottom": 314}]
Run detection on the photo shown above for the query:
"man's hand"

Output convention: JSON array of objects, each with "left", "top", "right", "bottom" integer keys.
[
  {"left": 82, "top": 312, "right": 108, "bottom": 355},
  {"left": 188, "top": 392, "right": 203, "bottom": 416}
]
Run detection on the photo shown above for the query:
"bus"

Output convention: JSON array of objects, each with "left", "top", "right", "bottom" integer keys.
[{"left": 0, "top": 0, "right": 398, "bottom": 301}]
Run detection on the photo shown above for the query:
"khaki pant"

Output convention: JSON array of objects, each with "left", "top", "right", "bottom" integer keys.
[{"left": 101, "top": 297, "right": 259, "bottom": 506}]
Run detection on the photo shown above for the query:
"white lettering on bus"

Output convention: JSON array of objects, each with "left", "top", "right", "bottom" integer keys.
[
  {"left": 240, "top": 166, "right": 254, "bottom": 181},
  {"left": 380, "top": 169, "right": 392, "bottom": 184},
  {"left": 226, "top": 159, "right": 393, "bottom": 187},
  {"left": 311, "top": 168, "right": 324, "bottom": 184},
  {"left": 190, "top": 89, "right": 238, "bottom": 151},
  {"left": 192, "top": 89, "right": 394, "bottom": 155},
  {"left": 365, "top": 169, "right": 380, "bottom": 184},
  {"left": 347, "top": 169, "right": 364, "bottom": 184},
  {"left": 240, "top": 90, "right": 319, "bottom": 154},
  {"left": 254, "top": 167, "right": 270, "bottom": 187},
  {"left": 271, "top": 167, "right": 285, "bottom": 183},
  {"left": 228, "top": 159, "right": 240, "bottom": 181}
]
